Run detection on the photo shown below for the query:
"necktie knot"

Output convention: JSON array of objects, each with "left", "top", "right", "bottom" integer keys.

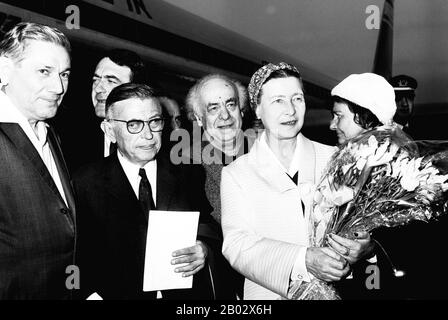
[{"left": 139, "top": 168, "right": 148, "bottom": 181}]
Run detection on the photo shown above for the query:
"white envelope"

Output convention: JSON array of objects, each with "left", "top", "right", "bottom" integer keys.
[{"left": 143, "top": 210, "right": 199, "bottom": 292}]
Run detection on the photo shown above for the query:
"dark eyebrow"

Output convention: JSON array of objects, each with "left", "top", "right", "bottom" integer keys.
[
  {"left": 92, "top": 74, "right": 120, "bottom": 82},
  {"left": 104, "top": 75, "right": 121, "bottom": 82},
  {"left": 226, "top": 97, "right": 237, "bottom": 103}
]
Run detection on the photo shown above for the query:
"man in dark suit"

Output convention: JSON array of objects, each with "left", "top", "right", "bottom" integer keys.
[
  {"left": 53, "top": 49, "right": 148, "bottom": 173},
  {"left": 0, "top": 22, "right": 76, "bottom": 299},
  {"left": 74, "top": 83, "right": 217, "bottom": 299}
]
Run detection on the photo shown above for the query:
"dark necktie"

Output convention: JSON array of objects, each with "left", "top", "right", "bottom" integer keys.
[
  {"left": 109, "top": 142, "right": 117, "bottom": 155},
  {"left": 139, "top": 168, "right": 155, "bottom": 216}
]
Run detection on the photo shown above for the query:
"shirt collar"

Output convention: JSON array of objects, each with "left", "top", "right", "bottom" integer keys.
[
  {"left": 0, "top": 90, "right": 48, "bottom": 145},
  {"left": 0, "top": 90, "right": 29, "bottom": 124},
  {"left": 258, "top": 131, "right": 304, "bottom": 177},
  {"left": 117, "top": 150, "right": 157, "bottom": 182}
]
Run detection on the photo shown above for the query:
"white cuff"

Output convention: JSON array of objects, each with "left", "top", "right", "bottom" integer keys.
[{"left": 291, "top": 247, "right": 311, "bottom": 282}]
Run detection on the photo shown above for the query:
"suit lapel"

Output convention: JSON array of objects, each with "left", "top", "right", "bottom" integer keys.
[
  {"left": 0, "top": 123, "right": 65, "bottom": 205},
  {"left": 47, "top": 126, "right": 76, "bottom": 217},
  {"left": 250, "top": 136, "right": 295, "bottom": 193},
  {"left": 105, "top": 153, "right": 146, "bottom": 222},
  {"left": 296, "top": 135, "right": 316, "bottom": 184},
  {"left": 156, "top": 154, "right": 177, "bottom": 211},
  {"left": 102, "top": 154, "right": 149, "bottom": 296},
  {"left": 250, "top": 133, "right": 317, "bottom": 193},
  {"left": 104, "top": 153, "right": 178, "bottom": 220}
]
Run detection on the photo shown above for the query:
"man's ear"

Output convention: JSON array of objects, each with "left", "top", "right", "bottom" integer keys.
[
  {"left": 0, "top": 56, "right": 13, "bottom": 87},
  {"left": 194, "top": 113, "right": 203, "bottom": 127},
  {"left": 101, "top": 120, "right": 117, "bottom": 143},
  {"left": 353, "top": 113, "right": 360, "bottom": 125}
]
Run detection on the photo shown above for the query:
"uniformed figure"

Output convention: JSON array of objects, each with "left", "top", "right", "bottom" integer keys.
[{"left": 389, "top": 74, "right": 418, "bottom": 128}]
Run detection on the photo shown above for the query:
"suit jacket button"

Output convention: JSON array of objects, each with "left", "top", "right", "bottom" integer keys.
[{"left": 61, "top": 208, "right": 68, "bottom": 215}]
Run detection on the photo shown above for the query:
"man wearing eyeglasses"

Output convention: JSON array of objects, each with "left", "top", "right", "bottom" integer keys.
[
  {"left": 73, "top": 83, "right": 216, "bottom": 300},
  {"left": 52, "top": 49, "right": 147, "bottom": 173}
]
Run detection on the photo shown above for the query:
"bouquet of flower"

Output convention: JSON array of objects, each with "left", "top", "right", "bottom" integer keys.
[{"left": 289, "top": 125, "right": 448, "bottom": 300}]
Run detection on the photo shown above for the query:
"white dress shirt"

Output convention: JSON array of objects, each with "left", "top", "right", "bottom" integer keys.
[
  {"left": 104, "top": 134, "right": 112, "bottom": 157},
  {"left": 0, "top": 91, "right": 68, "bottom": 206},
  {"left": 116, "top": 151, "right": 161, "bottom": 298},
  {"left": 116, "top": 151, "right": 157, "bottom": 206}
]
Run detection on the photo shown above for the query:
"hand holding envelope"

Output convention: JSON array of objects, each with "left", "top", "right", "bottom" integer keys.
[
  {"left": 171, "top": 240, "right": 208, "bottom": 277},
  {"left": 143, "top": 210, "right": 202, "bottom": 292}
]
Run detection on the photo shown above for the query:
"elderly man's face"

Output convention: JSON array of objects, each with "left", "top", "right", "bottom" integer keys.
[
  {"left": 394, "top": 92, "right": 415, "bottom": 125},
  {"left": 330, "top": 102, "right": 365, "bottom": 144},
  {"left": 105, "top": 97, "right": 162, "bottom": 166},
  {"left": 92, "top": 57, "right": 131, "bottom": 118},
  {"left": 3, "top": 40, "right": 70, "bottom": 122},
  {"left": 196, "top": 78, "right": 243, "bottom": 147}
]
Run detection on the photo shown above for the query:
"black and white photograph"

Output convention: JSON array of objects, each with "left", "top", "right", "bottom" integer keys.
[{"left": 0, "top": 0, "right": 447, "bottom": 311}]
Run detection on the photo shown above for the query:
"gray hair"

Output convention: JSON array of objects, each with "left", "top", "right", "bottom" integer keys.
[
  {"left": 185, "top": 74, "right": 248, "bottom": 121},
  {"left": 0, "top": 22, "right": 71, "bottom": 61}
]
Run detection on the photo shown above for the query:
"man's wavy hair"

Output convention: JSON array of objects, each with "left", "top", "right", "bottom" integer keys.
[
  {"left": 185, "top": 74, "right": 249, "bottom": 121},
  {"left": 104, "top": 48, "right": 147, "bottom": 85},
  {"left": 0, "top": 22, "right": 71, "bottom": 61}
]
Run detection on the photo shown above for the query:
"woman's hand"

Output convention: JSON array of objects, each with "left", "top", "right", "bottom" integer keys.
[
  {"left": 326, "top": 231, "right": 375, "bottom": 264},
  {"left": 305, "top": 247, "right": 350, "bottom": 282}
]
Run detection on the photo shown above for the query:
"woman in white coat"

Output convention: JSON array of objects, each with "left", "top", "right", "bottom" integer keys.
[{"left": 221, "top": 62, "right": 371, "bottom": 300}]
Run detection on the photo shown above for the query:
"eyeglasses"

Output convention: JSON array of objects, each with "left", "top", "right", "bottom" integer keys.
[{"left": 107, "top": 117, "right": 165, "bottom": 134}]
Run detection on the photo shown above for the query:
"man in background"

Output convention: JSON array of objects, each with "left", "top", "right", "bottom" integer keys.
[
  {"left": 185, "top": 74, "right": 253, "bottom": 299},
  {"left": 159, "top": 95, "right": 183, "bottom": 131},
  {"left": 390, "top": 74, "right": 417, "bottom": 131},
  {"left": 53, "top": 48, "right": 147, "bottom": 172}
]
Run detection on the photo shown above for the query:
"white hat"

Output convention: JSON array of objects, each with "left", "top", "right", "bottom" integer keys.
[{"left": 331, "top": 73, "right": 396, "bottom": 125}]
